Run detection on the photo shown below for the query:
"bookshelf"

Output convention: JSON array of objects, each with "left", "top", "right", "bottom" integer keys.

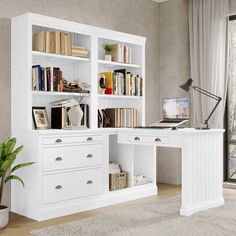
[{"left": 11, "top": 13, "right": 150, "bottom": 221}]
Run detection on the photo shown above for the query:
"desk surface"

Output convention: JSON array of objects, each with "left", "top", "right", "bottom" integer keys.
[{"left": 29, "top": 127, "right": 225, "bottom": 136}]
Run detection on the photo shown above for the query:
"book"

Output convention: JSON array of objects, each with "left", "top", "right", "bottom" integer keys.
[
  {"left": 60, "top": 32, "right": 65, "bottom": 55},
  {"left": 51, "top": 106, "right": 66, "bottom": 129},
  {"left": 33, "top": 32, "right": 46, "bottom": 52},
  {"left": 55, "top": 31, "right": 61, "bottom": 54},
  {"left": 111, "top": 44, "right": 123, "bottom": 63},
  {"left": 114, "top": 69, "right": 126, "bottom": 95},
  {"left": 45, "top": 32, "right": 55, "bottom": 53}
]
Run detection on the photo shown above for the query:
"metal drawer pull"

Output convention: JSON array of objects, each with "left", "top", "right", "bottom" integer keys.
[
  {"left": 87, "top": 180, "right": 93, "bottom": 184},
  {"left": 55, "top": 185, "right": 62, "bottom": 190},
  {"left": 87, "top": 137, "right": 93, "bottom": 141},
  {"left": 55, "top": 157, "right": 62, "bottom": 161},
  {"left": 55, "top": 139, "right": 62, "bottom": 143},
  {"left": 87, "top": 154, "right": 93, "bottom": 158},
  {"left": 134, "top": 137, "right": 140, "bottom": 141},
  {"left": 155, "top": 138, "right": 161, "bottom": 142}
]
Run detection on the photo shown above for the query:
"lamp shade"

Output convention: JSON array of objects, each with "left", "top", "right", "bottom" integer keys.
[{"left": 179, "top": 78, "right": 193, "bottom": 92}]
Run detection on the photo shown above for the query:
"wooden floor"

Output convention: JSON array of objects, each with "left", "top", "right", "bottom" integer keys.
[{"left": 2, "top": 183, "right": 236, "bottom": 236}]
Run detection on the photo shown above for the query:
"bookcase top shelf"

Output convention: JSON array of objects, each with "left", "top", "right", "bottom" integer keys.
[
  {"left": 32, "top": 91, "right": 90, "bottom": 97},
  {"left": 32, "top": 51, "right": 90, "bottom": 63},
  {"left": 98, "top": 94, "right": 142, "bottom": 99},
  {"left": 98, "top": 60, "right": 141, "bottom": 69}
]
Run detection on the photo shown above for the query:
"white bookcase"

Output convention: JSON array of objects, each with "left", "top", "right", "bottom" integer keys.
[{"left": 11, "top": 13, "right": 156, "bottom": 221}]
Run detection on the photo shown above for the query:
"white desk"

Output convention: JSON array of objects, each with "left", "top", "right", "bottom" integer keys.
[{"left": 118, "top": 128, "right": 225, "bottom": 216}]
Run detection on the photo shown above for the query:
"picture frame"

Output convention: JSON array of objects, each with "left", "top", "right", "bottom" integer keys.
[{"left": 32, "top": 106, "right": 50, "bottom": 129}]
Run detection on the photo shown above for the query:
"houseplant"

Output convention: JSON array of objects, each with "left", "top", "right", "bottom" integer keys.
[
  {"left": 103, "top": 44, "right": 113, "bottom": 61},
  {"left": 0, "top": 137, "right": 34, "bottom": 229}
]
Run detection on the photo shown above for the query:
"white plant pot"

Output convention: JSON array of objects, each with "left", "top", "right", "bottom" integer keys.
[
  {"left": 105, "top": 54, "right": 112, "bottom": 61},
  {"left": 0, "top": 206, "right": 9, "bottom": 229}
]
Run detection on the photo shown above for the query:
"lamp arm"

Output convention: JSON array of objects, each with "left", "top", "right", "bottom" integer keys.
[
  {"left": 204, "top": 97, "right": 222, "bottom": 128},
  {"left": 192, "top": 86, "right": 221, "bottom": 100},
  {"left": 192, "top": 85, "right": 222, "bottom": 129}
]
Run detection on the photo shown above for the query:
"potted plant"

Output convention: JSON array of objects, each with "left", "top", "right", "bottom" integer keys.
[
  {"left": 0, "top": 137, "right": 34, "bottom": 229},
  {"left": 103, "top": 44, "right": 113, "bottom": 61}
]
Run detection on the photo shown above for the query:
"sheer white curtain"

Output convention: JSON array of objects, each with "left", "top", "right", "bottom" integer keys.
[{"left": 188, "top": 0, "right": 229, "bottom": 128}]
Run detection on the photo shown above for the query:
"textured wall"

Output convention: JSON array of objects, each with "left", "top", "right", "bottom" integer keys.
[
  {"left": 0, "top": 19, "right": 11, "bottom": 207},
  {"left": 158, "top": 0, "right": 190, "bottom": 184},
  {"left": 0, "top": 0, "right": 160, "bottom": 207},
  {"left": 230, "top": 0, "right": 236, "bottom": 13}
]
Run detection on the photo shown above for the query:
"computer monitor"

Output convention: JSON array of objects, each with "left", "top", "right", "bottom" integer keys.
[{"left": 163, "top": 98, "right": 189, "bottom": 120}]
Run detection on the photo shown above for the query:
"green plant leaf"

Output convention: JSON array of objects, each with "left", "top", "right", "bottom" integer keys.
[
  {"left": 0, "top": 154, "right": 16, "bottom": 172},
  {"left": 5, "top": 138, "right": 16, "bottom": 155},
  {"left": 4, "top": 175, "right": 24, "bottom": 187},
  {"left": 11, "top": 162, "right": 35, "bottom": 173},
  {"left": 1, "top": 144, "right": 7, "bottom": 160},
  {"left": 3, "top": 137, "right": 11, "bottom": 145}
]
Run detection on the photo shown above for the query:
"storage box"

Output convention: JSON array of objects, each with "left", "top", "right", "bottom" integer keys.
[{"left": 109, "top": 172, "right": 128, "bottom": 191}]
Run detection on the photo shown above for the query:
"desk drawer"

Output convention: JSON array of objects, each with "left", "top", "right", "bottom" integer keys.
[
  {"left": 42, "top": 135, "right": 102, "bottom": 145},
  {"left": 43, "top": 144, "right": 103, "bottom": 171},
  {"left": 43, "top": 168, "right": 103, "bottom": 203},
  {"left": 128, "top": 135, "right": 168, "bottom": 145}
]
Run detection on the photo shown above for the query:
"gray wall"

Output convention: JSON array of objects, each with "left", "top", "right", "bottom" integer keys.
[
  {"left": 157, "top": 0, "right": 190, "bottom": 184},
  {"left": 0, "top": 0, "right": 160, "bottom": 207}
]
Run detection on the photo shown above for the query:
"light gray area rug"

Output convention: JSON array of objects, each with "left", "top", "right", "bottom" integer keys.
[{"left": 31, "top": 197, "right": 236, "bottom": 236}]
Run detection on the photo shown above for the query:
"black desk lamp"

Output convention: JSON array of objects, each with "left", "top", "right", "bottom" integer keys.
[{"left": 179, "top": 78, "right": 222, "bottom": 129}]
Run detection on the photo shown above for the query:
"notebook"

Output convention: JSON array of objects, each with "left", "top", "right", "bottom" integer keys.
[{"left": 150, "top": 98, "right": 189, "bottom": 128}]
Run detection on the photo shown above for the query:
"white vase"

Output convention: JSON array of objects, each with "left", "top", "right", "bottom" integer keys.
[
  {"left": 105, "top": 54, "right": 112, "bottom": 61},
  {"left": 68, "top": 105, "right": 83, "bottom": 127},
  {"left": 0, "top": 206, "right": 9, "bottom": 229}
]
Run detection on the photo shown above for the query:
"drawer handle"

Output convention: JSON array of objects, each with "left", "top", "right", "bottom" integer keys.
[
  {"left": 87, "top": 180, "right": 93, "bottom": 184},
  {"left": 155, "top": 138, "right": 161, "bottom": 142},
  {"left": 87, "top": 154, "right": 93, "bottom": 158},
  {"left": 87, "top": 137, "right": 93, "bottom": 141},
  {"left": 55, "top": 185, "right": 62, "bottom": 190},
  {"left": 55, "top": 157, "right": 62, "bottom": 161},
  {"left": 134, "top": 137, "right": 140, "bottom": 141},
  {"left": 55, "top": 139, "right": 62, "bottom": 143}
]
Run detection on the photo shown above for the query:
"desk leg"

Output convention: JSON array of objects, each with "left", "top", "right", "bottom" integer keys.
[{"left": 180, "top": 133, "right": 224, "bottom": 216}]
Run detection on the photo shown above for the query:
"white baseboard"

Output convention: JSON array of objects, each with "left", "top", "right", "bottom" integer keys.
[{"left": 180, "top": 197, "right": 224, "bottom": 216}]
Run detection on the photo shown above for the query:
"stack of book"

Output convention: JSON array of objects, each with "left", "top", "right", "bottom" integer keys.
[
  {"left": 101, "top": 108, "right": 138, "bottom": 128},
  {"left": 33, "top": 31, "right": 89, "bottom": 57},
  {"left": 71, "top": 46, "right": 89, "bottom": 58},
  {"left": 32, "top": 65, "right": 63, "bottom": 92},
  {"left": 51, "top": 99, "right": 89, "bottom": 129},
  {"left": 110, "top": 44, "right": 132, "bottom": 64},
  {"left": 99, "top": 69, "right": 143, "bottom": 96}
]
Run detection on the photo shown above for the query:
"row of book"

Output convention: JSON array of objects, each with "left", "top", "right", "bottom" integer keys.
[
  {"left": 98, "top": 108, "right": 138, "bottom": 128},
  {"left": 99, "top": 69, "right": 143, "bottom": 96},
  {"left": 51, "top": 99, "right": 89, "bottom": 129},
  {"left": 33, "top": 31, "right": 89, "bottom": 57},
  {"left": 32, "top": 65, "right": 63, "bottom": 92},
  {"left": 110, "top": 44, "right": 132, "bottom": 64}
]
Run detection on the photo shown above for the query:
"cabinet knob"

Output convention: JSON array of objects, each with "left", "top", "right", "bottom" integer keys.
[
  {"left": 87, "top": 180, "right": 93, "bottom": 184},
  {"left": 55, "top": 185, "right": 62, "bottom": 190},
  {"left": 87, "top": 154, "right": 93, "bottom": 158},
  {"left": 55, "top": 139, "right": 62, "bottom": 143},
  {"left": 134, "top": 136, "right": 140, "bottom": 141},
  {"left": 155, "top": 138, "right": 161, "bottom": 142},
  {"left": 55, "top": 157, "right": 62, "bottom": 161},
  {"left": 87, "top": 137, "right": 93, "bottom": 141}
]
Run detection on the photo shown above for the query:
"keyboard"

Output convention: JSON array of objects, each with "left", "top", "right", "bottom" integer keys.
[{"left": 160, "top": 120, "right": 183, "bottom": 123}]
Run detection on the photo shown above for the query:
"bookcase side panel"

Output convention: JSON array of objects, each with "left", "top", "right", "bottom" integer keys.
[{"left": 11, "top": 16, "right": 32, "bottom": 132}]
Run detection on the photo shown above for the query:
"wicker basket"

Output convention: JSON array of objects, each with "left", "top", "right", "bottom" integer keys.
[{"left": 109, "top": 172, "right": 128, "bottom": 191}]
